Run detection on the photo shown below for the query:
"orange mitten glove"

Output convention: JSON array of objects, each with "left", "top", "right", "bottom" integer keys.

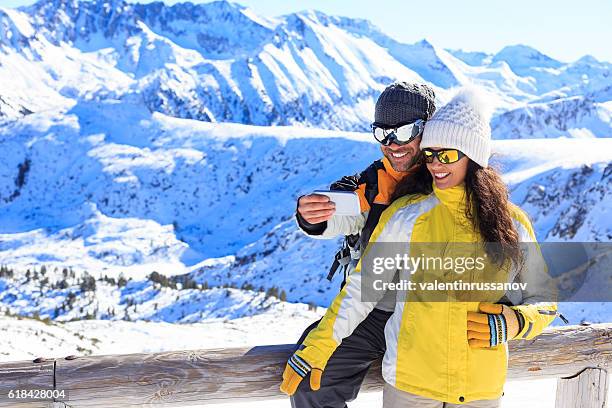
[
  {"left": 467, "top": 302, "right": 523, "bottom": 348},
  {"left": 280, "top": 352, "right": 323, "bottom": 396}
]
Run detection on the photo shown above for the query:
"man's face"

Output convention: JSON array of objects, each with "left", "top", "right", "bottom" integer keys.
[{"left": 380, "top": 135, "right": 422, "bottom": 172}]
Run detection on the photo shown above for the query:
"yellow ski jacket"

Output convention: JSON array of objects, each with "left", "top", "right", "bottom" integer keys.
[{"left": 297, "top": 182, "right": 557, "bottom": 404}]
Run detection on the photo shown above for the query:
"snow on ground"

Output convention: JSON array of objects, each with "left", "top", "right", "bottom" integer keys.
[{"left": 0, "top": 301, "right": 323, "bottom": 362}]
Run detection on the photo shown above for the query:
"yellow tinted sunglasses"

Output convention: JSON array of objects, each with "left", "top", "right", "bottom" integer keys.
[{"left": 422, "top": 148, "right": 465, "bottom": 164}]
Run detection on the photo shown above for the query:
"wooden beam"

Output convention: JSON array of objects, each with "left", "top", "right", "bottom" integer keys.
[
  {"left": 507, "top": 323, "right": 611, "bottom": 380},
  {"left": 555, "top": 368, "right": 608, "bottom": 408},
  {"left": 0, "top": 358, "right": 54, "bottom": 408},
  {"left": 0, "top": 324, "right": 609, "bottom": 407},
  {"left": 54, "top": 345, "right": 293, "bottom": 406}
]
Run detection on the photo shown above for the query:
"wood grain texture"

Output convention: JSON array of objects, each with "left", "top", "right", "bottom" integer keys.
[
  {"left": 0, "top": 359, "right": 54, "bottom": 408},
  {"left": 508, "top": 324, "right": 611, "bottom": 380},
  {"left": 555, "top": 368, "right": 608, "bottom": 408},
  {"left": 0, "top": 324, "right": 609, "bottom": 407}
]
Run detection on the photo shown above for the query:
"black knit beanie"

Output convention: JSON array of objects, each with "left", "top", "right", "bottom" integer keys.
[{"left": 374, "top": 82, "right": 436, "bottom": 127}]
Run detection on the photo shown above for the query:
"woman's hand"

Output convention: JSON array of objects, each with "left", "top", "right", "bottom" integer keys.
[{"left": 467, "top": 302, "right": 521, "bottom": 348}]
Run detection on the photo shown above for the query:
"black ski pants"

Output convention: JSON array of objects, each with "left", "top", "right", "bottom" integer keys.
[{"left": 290, "top": 308, "right": 393, "bottom": 408}]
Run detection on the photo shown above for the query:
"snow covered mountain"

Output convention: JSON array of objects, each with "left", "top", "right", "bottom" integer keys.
[
  {"left": 0, "top": 0, "right": 610, "bottom": 136},
  {"left": 492, "top": 95, "right": 612, "bottom": 139},
  {"left": 0, "top": 0, "right": 610, "bottom": 355},
  {"left": 0, "top": 101, "right": 610, "bottom": 325}
]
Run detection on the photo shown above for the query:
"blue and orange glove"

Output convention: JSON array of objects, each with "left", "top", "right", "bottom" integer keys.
[
  {"left": 279, "top": 352, "right": 323, "bottom": 396},
  {"left": 467, "top": 302, "right": 524, "bottom": 348}
]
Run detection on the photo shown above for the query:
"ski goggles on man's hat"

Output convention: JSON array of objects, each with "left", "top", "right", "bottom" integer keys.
[
  {"left": 371, "top": 119, "right": 425, "bottom": 146},
  {"left": 422, "top": 148, "right": 466, "bottom": 164}
]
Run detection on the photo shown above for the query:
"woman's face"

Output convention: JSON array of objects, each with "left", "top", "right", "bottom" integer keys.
[{"left": 425, "top": 147, "right": 469, "bottom": 189}]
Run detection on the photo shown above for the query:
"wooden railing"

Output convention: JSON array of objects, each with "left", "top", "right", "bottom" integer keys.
[{"left": 0, "top": 323, "right": 609, "bottom": 407}]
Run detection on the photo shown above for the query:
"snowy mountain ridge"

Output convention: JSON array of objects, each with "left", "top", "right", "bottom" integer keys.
[{"left": 0, "top": 0, "right": 610, "bottom": 137}]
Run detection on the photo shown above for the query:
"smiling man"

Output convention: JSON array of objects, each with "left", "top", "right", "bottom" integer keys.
[{"left": 285, "top": 82, "right": 437, "bottom": 408}]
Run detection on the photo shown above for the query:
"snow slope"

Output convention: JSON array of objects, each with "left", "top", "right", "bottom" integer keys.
[
  {"left": 0, "top": 300, "right": 323, "bottom": 362},
  {"left": 492, "top": 95, "right": 612, "bottom": 139},
  {"left": 0, "top": 103, "right": 610, "bottom": 324}
]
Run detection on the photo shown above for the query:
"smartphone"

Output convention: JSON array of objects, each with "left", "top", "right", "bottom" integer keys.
[{"left": 313, "top": 190, "right": 361, "bottom": 216}]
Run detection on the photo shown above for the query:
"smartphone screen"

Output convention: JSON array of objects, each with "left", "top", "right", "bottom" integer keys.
[{"left": 313, "top": 190, "right": 361, "bottom": 216}]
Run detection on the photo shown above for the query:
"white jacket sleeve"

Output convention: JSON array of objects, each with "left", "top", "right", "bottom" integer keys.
[
  {"left": 296, "top": 198, "right": 417, "bottom": 369},
  {"left": 295, "top": 211, "right": 367, "bottom": 239}
]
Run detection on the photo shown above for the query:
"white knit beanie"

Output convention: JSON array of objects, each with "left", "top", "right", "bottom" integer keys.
[{"left": 420, "top": 87, "right": 492, "bottom": 167}]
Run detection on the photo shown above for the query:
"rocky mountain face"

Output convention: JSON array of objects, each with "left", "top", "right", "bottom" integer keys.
[
  {"left": 492, "top": 95, "right": 612, "bottom": 139},
  {"left": 515, "top": 163, "right": 612, "bottom": 241}
]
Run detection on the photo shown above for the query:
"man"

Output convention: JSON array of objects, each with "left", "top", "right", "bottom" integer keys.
[{"left": 284, "top": 82, "right": 437, "bottom": 407}]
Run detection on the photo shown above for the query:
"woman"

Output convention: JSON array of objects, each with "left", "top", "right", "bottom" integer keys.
[{"left": 280, "top": 88, "right": 557, "bottom": 407}]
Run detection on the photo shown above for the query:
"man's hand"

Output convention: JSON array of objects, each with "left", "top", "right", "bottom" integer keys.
[
  {"left": 467, "top": 302, "right": 521, "bottom": 348},
  {"left": 279, "top": 352, "right": 323, "bottom": 396},
  {"left": 297, "top": 194, "right": 336, "bottom": 224}
]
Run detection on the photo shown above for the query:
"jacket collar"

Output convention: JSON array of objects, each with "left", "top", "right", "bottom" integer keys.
[
  {"left": 382, "top": 156, "right": 410, "bottom": 182},
  {"left": 432, "top": 182, "right": 469, "bottom": 215}
]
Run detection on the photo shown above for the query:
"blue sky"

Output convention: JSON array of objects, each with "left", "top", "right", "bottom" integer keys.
[{"left": 4, "top": 0, "right": 611, "bottom": 62}]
